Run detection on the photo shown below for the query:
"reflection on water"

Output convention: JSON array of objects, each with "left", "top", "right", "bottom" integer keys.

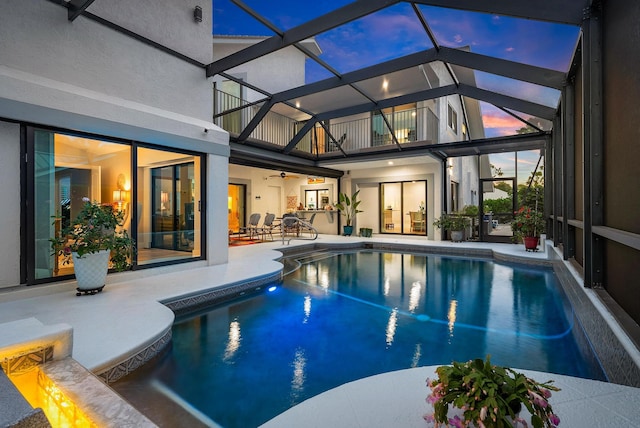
[
  {"left": 289, "top": 348, "right": 307, "bottom": 405},
  {"left": 448, "top": 299, "right": 458, "bottom": 341},
  {"left": 385, "top": 308, "right": 398, "bottom": 347},
  {"left": 223, "top": 319, "right": 241, "bottom": 362},
  {"left": 113, "top": 251, "right": 606, "bottom": 428}
]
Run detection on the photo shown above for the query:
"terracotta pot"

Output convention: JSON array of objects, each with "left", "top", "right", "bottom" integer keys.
[{"left": 523, "top": 236, "right": 539, "bottom": 251}]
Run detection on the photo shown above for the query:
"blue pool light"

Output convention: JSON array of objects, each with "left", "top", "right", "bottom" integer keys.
[{"left": 268, "top": 286, "right": 277, "bottom": 292}]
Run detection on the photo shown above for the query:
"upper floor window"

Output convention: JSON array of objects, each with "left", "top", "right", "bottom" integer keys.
[
  {"left": 372, "top": 103, "right": 417, "bottom": 146},
  {"left": 447, "top": 104, "right": 458, "bottom": 134}
]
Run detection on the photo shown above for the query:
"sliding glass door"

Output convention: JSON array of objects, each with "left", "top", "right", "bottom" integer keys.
[
  {"left": 380, "top": 180, "right": 427, "bottom": 236},
  {"left": 26, "top": 128, "right": 204, "bottom": 284},
  {"left": 137, "top": 147, "right": 201, "bottom": 265}
]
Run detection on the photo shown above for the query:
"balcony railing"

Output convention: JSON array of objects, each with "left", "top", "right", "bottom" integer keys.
[{"left": 214, "top": 89, "right": 439, "bottom": 155}]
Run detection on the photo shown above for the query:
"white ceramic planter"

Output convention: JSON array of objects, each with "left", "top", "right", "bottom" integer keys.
[{"left": 71, "top": 249, "right": 110, "bottom": 291}]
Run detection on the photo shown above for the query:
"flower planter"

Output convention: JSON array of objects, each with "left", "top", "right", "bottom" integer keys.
[
  {"left": 72, "top": 249, "right": 110, "bottom": 295},
  {"left": 343, "top": 226, "right": 354, "bottom": 236},
  {"left": 450, "top": 230, "right": 464, "bottom": 242},
  {"left": 523, "top": 236, "right": 539, "bottom": 252},
  {"left": 359, "top": 227, "right": 372, "bottom": 237}
]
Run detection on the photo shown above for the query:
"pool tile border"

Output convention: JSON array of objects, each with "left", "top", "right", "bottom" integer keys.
[
  {"left": 96, "top": 271, "right": 283, "bottom": 384},
  {"left": 97, "top": 242, "right": 639, "bottom": 388}
]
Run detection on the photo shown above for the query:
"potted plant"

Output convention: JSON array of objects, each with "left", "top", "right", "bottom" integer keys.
[
  {"left": 335, "top": 190, "right": 363, "bottom": 236},
  {"left": 51, "top": 197, "right": 135, "bottom": 295},
  {"left": 433, "top": 213, "right": 469, "bottom": 242},
  {"left": 424, "top": 356, "right": 561, "bottom": 428},
  {"left": 511, "top": 206, "right": 545, "bottom": 251}
]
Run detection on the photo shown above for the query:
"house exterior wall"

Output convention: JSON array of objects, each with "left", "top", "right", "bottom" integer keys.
[
  {"left": 0, "top": 0, "right": 229, "bottom": 287},
  {"left": 0, "top": 122, "right": 21, "bottom": 286},
  {"left": 213, "top": 37, "right": 309, "bottom": 99},
  {"left": 213, "top": 37, "right": 482, "bottom": 241}
]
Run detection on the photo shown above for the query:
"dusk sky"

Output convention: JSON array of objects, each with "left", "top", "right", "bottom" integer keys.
[{"left": 212, "top": 1, "right": 579, "bottom": 144}]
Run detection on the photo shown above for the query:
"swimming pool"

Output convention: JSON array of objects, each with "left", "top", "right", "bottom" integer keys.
[{"left": 113, "top": 250, "right": 605, "bottom": 427}]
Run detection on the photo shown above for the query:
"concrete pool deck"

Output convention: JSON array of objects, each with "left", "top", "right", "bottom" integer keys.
[{"left": 1, "top": 235, "right": 640, "bottom": 426}]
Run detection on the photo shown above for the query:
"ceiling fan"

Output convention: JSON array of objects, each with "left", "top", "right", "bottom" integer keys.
[{"left": 268, "top": 171, "right": 300, "bottom": 179}]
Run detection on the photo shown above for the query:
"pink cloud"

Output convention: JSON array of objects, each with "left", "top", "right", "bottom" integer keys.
[{"left": 482, "top": 113, "right": 523, "bottom": 129}]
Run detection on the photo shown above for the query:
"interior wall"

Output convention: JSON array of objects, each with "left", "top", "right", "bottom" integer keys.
[{"left": 601, "top": 0, "right": 640, "bottom": 323}]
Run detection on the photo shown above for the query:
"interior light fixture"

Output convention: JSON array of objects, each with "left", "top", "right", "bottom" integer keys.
[
  {"left": 382, "top": 80, "right": 389, "bottom": 90},
  {"left": 194, "top": 5, "right": 202, "bottom": 22},
  {"left": 388, "top": 161, "right": 394, "bottom": 165}
]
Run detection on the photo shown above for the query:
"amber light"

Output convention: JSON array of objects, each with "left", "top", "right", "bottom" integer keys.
[{"left": 9, "top": 368, "right": 93, "bottom": 427}]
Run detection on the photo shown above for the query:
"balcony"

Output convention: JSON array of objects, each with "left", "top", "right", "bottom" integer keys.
[{"left": 214, "top": 90, "right": 439, "bottom": 158}]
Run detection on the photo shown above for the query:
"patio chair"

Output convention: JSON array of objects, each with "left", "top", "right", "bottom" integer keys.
[
  {"left": 257, "top": 213, "right": 277, "bottom": 241},
  {"left": 299, "top": 212, "right": 317, "bottom": 237},
  {"left": 238, "top": 213, "right": 261, "bottom": 240},
  {"left": 410, "top": 211, "right": 425, "bottom": 232},
  {"left": 281, "top": 213, "right": 299, "bottom": 236}
]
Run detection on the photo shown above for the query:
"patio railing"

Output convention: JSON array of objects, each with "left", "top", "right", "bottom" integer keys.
[{"left": 214, "top": 89, "right": 439, "bottom": 155}]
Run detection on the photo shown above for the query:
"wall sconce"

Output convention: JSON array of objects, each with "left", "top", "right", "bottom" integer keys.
[
  {"left": 112, "top": 189, "right": 129, "bottom": 220},
  {"left": 112, "top": 189, "right": 127, "bottom": 203},
  {"left": 194, "top": 5, "right": 202, "bottom": 22}
]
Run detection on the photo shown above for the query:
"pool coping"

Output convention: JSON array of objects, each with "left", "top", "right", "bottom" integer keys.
[{"left": 98, "top": 239, "right": 640, "bottom": 387}]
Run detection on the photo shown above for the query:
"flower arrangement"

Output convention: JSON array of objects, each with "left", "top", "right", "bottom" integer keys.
[
  {"left": 51, "top": 197, "right": 135, "bottom": 271},
  {"left": 511, "top": 206, "right": 545, "bottom": 239},
  {"left": 424, "top": 356, "right": 560, "bottom": 428}
]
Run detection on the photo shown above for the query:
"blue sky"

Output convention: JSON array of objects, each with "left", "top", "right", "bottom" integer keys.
[{"left": 212, "top": 1, "right": 580, "bottom": 138}]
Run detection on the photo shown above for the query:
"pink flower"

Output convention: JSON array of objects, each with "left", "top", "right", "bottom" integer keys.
[
  {"left": 541, "top": 388, "right": 552, "bottom": 399},
  {"left": 448, "top": 415, "right": 464, "bottom": 428},
  {"left": 423, "top": 413, "right": 435, "bottom": 423},
  {"left": 549, "top": 413, "right": 561, "bottom": 426},
  {"left": 514, "top": 416, "right": 529, "bottom": 427},
  {"left": 528, "top": 390, "right": 548, "bottom": 408}
]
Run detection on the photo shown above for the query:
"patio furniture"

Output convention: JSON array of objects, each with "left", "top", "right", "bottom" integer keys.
[
  {"left": 410, "top": 211, "right": 425, "bottom": 232},
  {"left": 257, "top": 213, "right": 277, "bottom": 241},
  {"left": 238, "top": 213, "right": 261, "bottom": 240}
]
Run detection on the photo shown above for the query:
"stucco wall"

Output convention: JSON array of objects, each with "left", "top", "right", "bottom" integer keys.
[
  {"left": 0, "top": 122, "right": 21, "bottom": 287},
  {"left": 0, "top": 0, "right": 211, "bottom": 121},
  {"left": 213, "top": 38, "right": 308, "bottom": 97}
]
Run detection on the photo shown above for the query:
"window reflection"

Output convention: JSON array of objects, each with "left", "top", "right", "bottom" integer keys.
[{"left": 223, "top": 319, "right": 241, "bottom": 362}]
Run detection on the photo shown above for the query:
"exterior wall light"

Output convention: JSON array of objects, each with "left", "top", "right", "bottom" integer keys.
[{"left": 194, "top": 6, "right": 202, "bottom": 23}]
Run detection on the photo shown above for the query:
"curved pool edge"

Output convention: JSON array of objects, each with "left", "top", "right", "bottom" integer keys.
[{"left": 260, "top": 366, "right": 640, "bottom": 428}]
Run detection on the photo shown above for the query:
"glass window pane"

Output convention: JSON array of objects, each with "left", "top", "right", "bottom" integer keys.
[
  {"left": 137, "top": 147, "right": 202, "bottom": 265},
  {"left": 37, "top": 131, "right": 131, "bottom": 280}
]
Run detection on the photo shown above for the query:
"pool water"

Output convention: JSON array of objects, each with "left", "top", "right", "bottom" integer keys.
[{"left": 114, "top": 251, "right": 605, "bottom": 427}]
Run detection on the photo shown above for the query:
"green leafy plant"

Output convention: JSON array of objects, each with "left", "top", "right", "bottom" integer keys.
[
  {"left": 433, "top": 213, "right": 469, "bottom": 232},
  {"left": 511, "top": 206, "right": 545, "bottom": 239},
  {"left": 424, "top": 356, "right": 560, "bottom": 428},
  {"left": 462, "top": 205, "right": 479, "bottom": 216},
  {"left": 335, "top": 190, "right": 363, "bottom": 227},
  {"left": 51, "top": 198, "right": 135, "bottom": 271}
]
